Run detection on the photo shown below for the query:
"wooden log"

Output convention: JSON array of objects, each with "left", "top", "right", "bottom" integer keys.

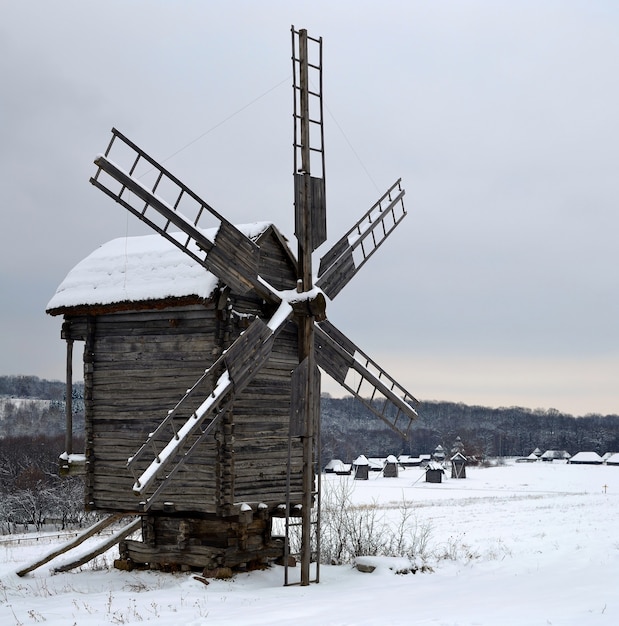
[
  {"left": 53, "top": 518, "right": 141, "bottom": 573},
  {"left": 16, "top": 513, "right": 124, "bottom": 577},
  {"left": 123, "top": 540, "right": 221, "bottom": 569}
]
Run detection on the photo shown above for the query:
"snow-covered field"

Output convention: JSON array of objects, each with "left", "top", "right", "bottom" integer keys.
[{"left": 2, "top": 460, "right": 618, "bottom": 625}]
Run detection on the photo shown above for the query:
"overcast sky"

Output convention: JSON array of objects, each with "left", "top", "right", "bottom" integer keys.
[{"left": 1, "top": 1, "right": 617, "bottom": 416}]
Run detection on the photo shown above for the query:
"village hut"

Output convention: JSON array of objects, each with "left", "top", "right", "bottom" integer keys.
[
  {"left": 353, "top": 455, "right": 370, "bottom": 480},
  {"left": 383, "top": 454, "right": 399, "bottom": 478},
  {"left": 569, "top": 451, "right": 603, "bottom": 465},
  {"left": 432, "top": 445, "right": 446, "bottom": 462},
  {"left": 425, "top": 461, "right": 444, "bottom": 484},
  {"left": 46, "top": 223, "right": 305, "bottom": 570},
  {"left": 541, "top": 450, "right": 571, "bottom": 462},
  {"left": 450, "top": 451, "right": 467, "bottom": 478},
  {"left": 324, "top": 459, "right": 351, "bottom": 475},
  {"left": 398, "top": 454, "right": 422, "bottom": 467},
  {"left": 450, "top": 436, "right": 465, "bottom": 456},
  {"left": 516, "top": 452, "right": 540, "bottom": 463}
]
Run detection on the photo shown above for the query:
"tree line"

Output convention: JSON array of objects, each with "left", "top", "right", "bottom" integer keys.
[
  {"left": 0, "top": 376, "right": 88, "bottom": 533},
  {"left": 0, "top": 434, "right": 92, "bottom": 534},
  {"left": 2, "top": 374, "right": 619, "bottom": 461},
  {"left": 2, "top": 375, "right": 619, "bottom": 533},
  {"left": 0, "top": 375, "right": 69, "bottom": 400},
  {"left": 320, "top": 396, "right": 619, "bottom": 461},
  {"left": 0, "top": 375, "right": 84, "bottom": 438}
]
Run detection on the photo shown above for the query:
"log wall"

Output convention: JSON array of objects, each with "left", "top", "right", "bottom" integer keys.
[
  {"left": 65, "top": 226, "right": 304, "bottom": 521},
  {"left": 85, "top": 305, "right": 221, "bottom": 513}
]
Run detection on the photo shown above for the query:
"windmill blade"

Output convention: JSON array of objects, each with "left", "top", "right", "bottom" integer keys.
[
  {"left": 314, "top": 320, "right": 419, "bottom": 439},
  {"left": 127, "top": 302, "right": 294, "bottom": 509},
  {"left": 316, "top": 179, "right": 406, "bottom": 299},
  {"left": 90, "top": 128, "right": 276, "bottom": 303}
]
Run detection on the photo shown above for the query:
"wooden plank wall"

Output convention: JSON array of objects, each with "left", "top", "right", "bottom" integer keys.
[
  {"left": 75, "top": 225, "right": 304, "bottom": 517},
  {"left": 86, "top": 306, "right": 221, "bottom": 514}
]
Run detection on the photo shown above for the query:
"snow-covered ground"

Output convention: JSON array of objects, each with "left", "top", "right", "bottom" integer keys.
[{"left": 2, "top": 460, "right": 618, "bottom": 625}]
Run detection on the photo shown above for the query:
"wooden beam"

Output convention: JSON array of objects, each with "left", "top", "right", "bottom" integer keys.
[
  {"left": 65, "top": 335, "right": 74, "bottom": 456},
  {"left": 16, "top": 513, "right": 125, "bottom": 577},
  {"left": 53, "top": 518, "right": 141, "bottom": 573}
]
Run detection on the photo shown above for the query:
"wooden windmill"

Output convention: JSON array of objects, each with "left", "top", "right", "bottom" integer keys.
[{"left": 38, "top": 27, "right": 418, "bottom": 585}]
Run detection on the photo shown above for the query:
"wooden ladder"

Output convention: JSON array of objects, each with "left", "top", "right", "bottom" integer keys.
[{"left": 283, "top": 426, "right": 321, "bottom": 586}]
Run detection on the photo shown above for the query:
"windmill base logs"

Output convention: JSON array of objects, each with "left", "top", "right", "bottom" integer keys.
[{"left": 115, "top": 509, "right": 299, "bottom": 572}]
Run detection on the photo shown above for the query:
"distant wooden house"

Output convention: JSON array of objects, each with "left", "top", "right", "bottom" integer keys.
[
  {"left": 425, "top": 461, "right": 444, "bottom": 484},
  {"left": 450, "top": 452, "right": 467, "bottom": 478},
  {"left": 516, "top": 452, "right": 540, "bottom": 463},
  {"left": 541, "top": 450, "right": 571, "bottom": 462},
  {"left": 569, "top": 451, "right": 603, "bottom": 465},
  {"left": 383, "top": 455, "right": 399, "bottom": 478},
  {"left": 450, "top": 436, "right": 465, "bottom": 456},
  {"left": 324, "top": 459, "right": 351, "bottom": 475},
  {"left": 398, "top": 454, "right": 422, "bottom": 467},
  {"left": 353, "top": 455, "right": 370, "bottom": 480},
  {"left": 433, "top": 445, "right": 446, "bottom": 462}
]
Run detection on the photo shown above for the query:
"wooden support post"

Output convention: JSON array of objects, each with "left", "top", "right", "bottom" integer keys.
[
  {"left": 65, "top": 337, "right": 74, "bottom": 456},
  {"left": 296, "top": 28, "right": 316, "bottom": 587},
  {"left": 16, "top": 513, "right": 125, "bottom": 577},
  {"left": 53, "top": 518, "right": 141, "bottom": 573}
]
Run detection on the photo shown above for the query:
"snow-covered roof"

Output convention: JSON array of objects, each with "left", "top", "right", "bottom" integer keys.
[
  {"left": 325, "top": 459, "right": 345, "bottom": 470},
  {"left": 47, "top": 222, "right": 273, "bottom": 314},
  {"left": 325, "top": 459, "right": 350, "bottom": 472},
  {"left": 398, "top": 455, "right": 421, "bottom": 463},
  {"left": 570, "top": 451, "right": 603, "bottom": 464},
  {"left": 426, "top": 461, "right": 444, "bottom": 471},
  {"left": 541, "top": 450, "right": 571, "bottom": 460},
  {"left": 606, "top": 453, "right": 619, "bottom": 465}
]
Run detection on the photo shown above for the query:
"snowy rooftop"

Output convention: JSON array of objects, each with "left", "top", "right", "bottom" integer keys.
[
  {"left": 47, "top": 222, "right": 273, "bottom": 313},
  {"left": 569, "top": 451, "right": 603, "bottom": 463}
]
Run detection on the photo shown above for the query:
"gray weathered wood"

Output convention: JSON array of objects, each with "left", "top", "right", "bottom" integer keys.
[
  {"left": 16, "top": 513, "right": 124, "bottom": 577},
  {"left": 53, "top": 518, "right": 141, "bottom": 573}
]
